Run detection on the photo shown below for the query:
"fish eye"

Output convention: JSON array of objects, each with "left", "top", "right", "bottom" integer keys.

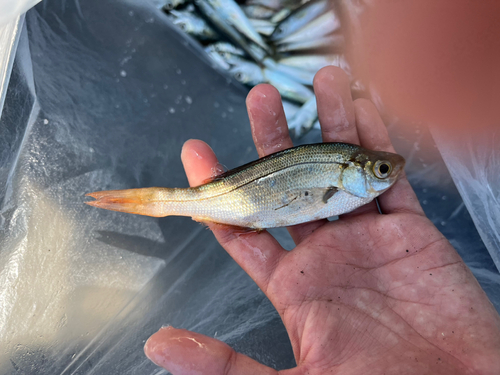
[
  {"left": 235, "top": 72, "right": 243, "bottom": 80},
  {"left": 373, "top": 160, "right": 392, "bottom": 179}
]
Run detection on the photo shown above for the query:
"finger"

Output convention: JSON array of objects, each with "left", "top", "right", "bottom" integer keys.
[
  {"left": 246, "top": 84, "right": 293, "bottom": 156},
  {"left": 353, "top": 99, "right": 425, "bottom": 215},
  {"left": 181, "top": 139, "right": 218, "bottom": 186},
  {"left": 314, "top": 66, "right": 359, "bottom": 144},
  {"left": 314, "top": 66, "right": 379, "bottom": 217},
  {"left": 145, "top": 326, "right": 278, "bottom": 375},
  {"left": 246, "top": 84, "right": 326, "bottom": 244},
  {"left": 181, "top": 140, "right": 287, "bottom": 294}
]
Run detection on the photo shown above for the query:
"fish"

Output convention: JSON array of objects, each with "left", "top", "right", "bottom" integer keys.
[
  {"left": 204, "top": 0, "right": 271, "bottom": 52},
  {"left": 276, "top": 34, "right": 344, "bottom": 53},
  {"left": 281, "top": 99, "right": 301, "bottom": 121},
  {"left": 210, "top": 41, "right": 245, "bottom": 56},
  {"left": 264, "top": 58, "right": 315, "bottom": 85},
  {"left": 247, "top": 0, "right": 283, "bottom": 11},
  {"left": 270, "top": 7, "right": 292, "bottom": 23},
  {"left": 276, "top": 10, "right": 341, "bottom": 45},
  {"left": 230, "top": 61, "right": 265, "bottom": 85},
  {"left": 278, "top": 53, "right": 342, "bottom": 72},
  {"left": 205, "top": 47, "right": 231, "bottom": 70},
  {"left": 169, "top": 10, "right": 219, "bottom": 40},
  {"left": 162, "top": 0, "right": 186, "bottom": 11},
  {"left": 86, "top": 143, "right": 405, "bottom": 229},
  {"left": 249, "top": 19, "right": 276, "bottom": 36},
  {"left": 263, "top": 68, "right": 314, "bottom": 103},
  {"left": 269, "top": 0, "right": 329, "bottom": 42},
  {"left": 194, "top": 0, "right": 265, "bottom": 62},
  {"left": 287, "top": 95, "right": 318, "bottom": 137},
  {"left": 243, "top": 5, "right": 276, "bottom": 19}
]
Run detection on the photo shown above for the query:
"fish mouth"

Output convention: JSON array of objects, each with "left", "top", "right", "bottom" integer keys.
[{"left": 391, "top": 156, "right": 406, "bottom": 179}]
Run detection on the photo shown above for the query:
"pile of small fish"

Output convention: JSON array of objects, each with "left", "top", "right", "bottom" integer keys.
[{"left": 158, "top": 0, "right": 350, "bottom": 137}]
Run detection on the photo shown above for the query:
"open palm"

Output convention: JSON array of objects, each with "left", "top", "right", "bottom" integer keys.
[{"left": 145, "top": 67, "right": 500, "bottom": 374}]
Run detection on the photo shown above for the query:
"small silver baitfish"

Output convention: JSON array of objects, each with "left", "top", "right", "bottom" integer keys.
[{"left": 86, "top": 143, "right": 405, "bottom": 229}]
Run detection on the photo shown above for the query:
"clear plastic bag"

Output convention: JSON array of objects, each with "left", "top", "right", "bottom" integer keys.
[{"left": 0, "top": 0, "right": 498, "bottom": 374}]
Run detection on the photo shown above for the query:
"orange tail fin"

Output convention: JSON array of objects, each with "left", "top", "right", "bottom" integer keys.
[{"left": 85, "top": 188, "right": 168, "bottom": 217}]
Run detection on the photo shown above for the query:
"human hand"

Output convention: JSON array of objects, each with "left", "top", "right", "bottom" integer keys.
[{"left": 144, "top": 67, "right": 500, "bottom": 374}]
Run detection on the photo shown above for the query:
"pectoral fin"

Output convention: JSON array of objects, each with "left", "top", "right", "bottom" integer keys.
[{"left": 323, "top": 187, "right": 338, "bottom": 203}]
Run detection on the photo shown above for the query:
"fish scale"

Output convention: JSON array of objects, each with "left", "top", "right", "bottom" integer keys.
[{"left": 86, "top": 143, "right": 405, "bottom": 228}]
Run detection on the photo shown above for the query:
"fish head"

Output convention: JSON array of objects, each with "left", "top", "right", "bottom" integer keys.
[
  {"left": 173, "top": 18, "right": 193, "bottom": 33},
  {"left": 229, "top": 64, "right": 264, "bottom": 86},
  {"left": 164, "top": 0, "right": 178, "bottom": 10},
  {"left": 341, "top": 149, "right": 405, "bottom": 198}
]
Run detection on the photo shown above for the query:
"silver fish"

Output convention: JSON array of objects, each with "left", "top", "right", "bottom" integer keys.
[
  {"left": 282, "top": 99, "right": 301, "bottom": 121},
  {"left": 270, "top": 7, "right": 292, "bottom": 23},
  {"left": 211, "top": 41, "right": 245, "bottom": 56},
  {"left": 250, "top": 19, "right": 277, "bottom": 36},
  {"left": 86, "top": 143, "right": 406, "bottom": 229},
  {"left": 169, "top": 10, "right": 219, "bottom": 40},
  {"left": 287, "top": 95, "right": 318, "bottom": 137},
  {"left": 230, "top": 61, "right": 265, "bottom": 85},
  {"left": 247, "top": 0, "right": 283, "bottom": 11},
  {"left": 278, "top": 53, "right": 339, "bottom": 71},
  {"left": 242, "top": 5, "right": 276, "bottom": 20},
  {"left": 162, "top": 0, "right": 186, "bottom": 11},
  {"left": 270, "top": 0, "right": 329, "bottom": 42},
  {"left": 278, "top": 53, "right": 351, "bottom": 76},
  {"left": 276, "top": 10, "right": 341, "bottom": 45},
  {"left": 204, "top": 0, "right": 271, "bottom": 52},
  {"left": 205, "top": 46, "right": 231, "bottom": 70},
  {"left": 263, "top": 58, "right": 315, "bottom": 85},
  {"left": 194, "top": 0, "right": 265, "bottom": 62},
  {"left": 276, "top": 34, "right": 344, "bottom": 53},
  {"left": 263, "top": 68, "right": 314, "bottom": 103}
]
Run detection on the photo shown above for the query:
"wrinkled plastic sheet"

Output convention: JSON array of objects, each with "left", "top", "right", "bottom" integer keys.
[{"left": 0, "top": 0, "right": 498, "bottom": 374}]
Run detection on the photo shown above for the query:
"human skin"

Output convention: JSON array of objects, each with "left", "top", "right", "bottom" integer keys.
[{"left": 144, "top": 67, "right": 500, "bottom": 375}]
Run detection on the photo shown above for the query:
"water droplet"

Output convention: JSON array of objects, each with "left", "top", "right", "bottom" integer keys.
[
  {"left": 176, "top": 68, "right": 182, "bottom": 75},
  {"left": 441, "top": 221, "right": 446, "bottom": 226},
  {"left": 422, "top": 200, "right": 428, "bottom": 205},
  {"left": 128, "top": 11, "right": 134, "bottom": 16},
  {"left": 228, "top": 106, "right": 234, "bottom": 113},
  {"left": 89, "top": 147, "right": 94, "bottom": 153},
  {"left": 442, "top": 196, "right": 447, "bottom": 200},
  {"left": 422, "top": 188, "right": 428, "bottom": 193},
  {"left": 43, "top": 119, "right": 49, "bottom": 125},
  {"left": 120, "top": 70, "right": 127, "bottom": 77},
  {"left": 185, "top": 96, "right": 192, "bottom": 104},
  {"left": 169, "top": 107, "right": 175, "bottom": 114},
  {"left": 163, "top": 84, "right": 169, "bottom": 90},
  {"left": 181, "top": 79, "right": 186, "bottom": 85},
  {"left": 214, "top": 101, "right": 220, "bottom": 108},
  {"left": 221, "top": 112, "right": 227, "bottom": 118}
]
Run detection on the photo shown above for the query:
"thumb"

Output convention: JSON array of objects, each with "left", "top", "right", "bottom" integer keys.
[{"left": 145, "top": 326, "right": 278, "bottom": 375}]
